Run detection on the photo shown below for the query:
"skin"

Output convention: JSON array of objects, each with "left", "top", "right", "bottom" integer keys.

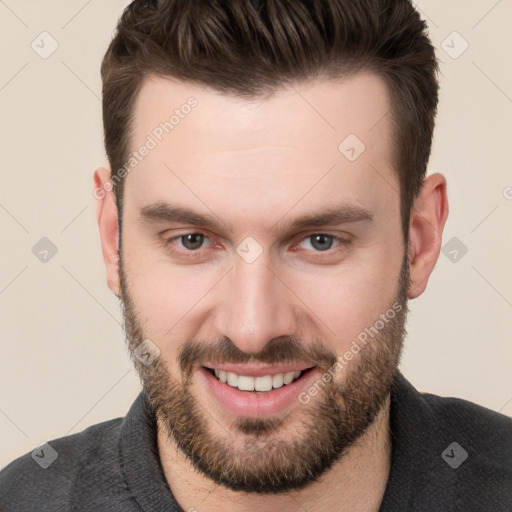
[{"left": 94, "top": 71, "right": 448, "bottom": 511}]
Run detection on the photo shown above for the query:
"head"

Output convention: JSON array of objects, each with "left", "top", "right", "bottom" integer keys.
[{"left": 94, "top": 0, "right": 448, "bottom": 495}]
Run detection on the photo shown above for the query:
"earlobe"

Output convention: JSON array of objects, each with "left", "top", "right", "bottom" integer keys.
[
  {"left": 93, "top": 167, "right": 121, "bottom": 296},
  {"left": 407, "top": 173, "right": 449, "bottom": 299}
]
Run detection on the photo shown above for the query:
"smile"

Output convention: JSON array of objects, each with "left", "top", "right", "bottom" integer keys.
[
  {"left": 204, "top": 367, "right": 309, "bottom": 392},
  {"left": 198, "top": 364, "right": 319, "bottom": 417}
]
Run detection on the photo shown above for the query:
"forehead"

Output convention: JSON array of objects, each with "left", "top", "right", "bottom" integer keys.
[
  {"left": 124, "top": 72, "right": 397, "bottom": 230},
  {"left": 131, "top": 71, "right": 393, "bottom": 152}
]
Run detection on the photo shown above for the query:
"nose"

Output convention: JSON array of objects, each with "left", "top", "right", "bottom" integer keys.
[{"left": 215, "top": 254, "right": 298, "bottom": 354}]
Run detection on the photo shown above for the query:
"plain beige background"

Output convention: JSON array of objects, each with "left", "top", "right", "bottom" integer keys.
[{"left": 1, "top": 1, "right": 511, "bottom": 469}]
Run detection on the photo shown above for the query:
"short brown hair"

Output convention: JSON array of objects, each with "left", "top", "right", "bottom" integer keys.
[{"left": 101, "top": 0, "right": 439, "bottom": 241}]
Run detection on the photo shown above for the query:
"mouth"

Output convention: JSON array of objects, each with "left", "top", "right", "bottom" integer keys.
[
  {"left": 198, "top": 364, "right": 319, "bottom": 418},
  {"left": 202, "top": 365, "right": 315, "bottom": 393}
]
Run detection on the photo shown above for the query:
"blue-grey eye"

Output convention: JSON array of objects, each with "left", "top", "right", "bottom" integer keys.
[{"left": 309, "top": 234, "right": 334, "bottom": 251}]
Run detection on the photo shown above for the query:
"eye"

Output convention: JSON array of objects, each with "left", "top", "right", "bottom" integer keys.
[
  {"left": 297, "top": 234, "right": 349, "bottom": 252},
  {"left": 165, "top": 232, "right": 211, "bottom": 253},
  {"left": 179, "top": 233, "right": 206, "bottom": 250},
  {"left": 306, "top": 234, "right": 334, "bottom": 251}
]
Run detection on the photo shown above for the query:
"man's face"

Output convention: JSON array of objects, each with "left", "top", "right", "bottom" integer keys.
[{"left": 118, "top": 72, "right": 409, "bottom": 493}]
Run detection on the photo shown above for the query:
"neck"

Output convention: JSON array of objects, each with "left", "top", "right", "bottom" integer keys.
[{"left": 158, "top": 396, "right": 391, "bottom": 512}]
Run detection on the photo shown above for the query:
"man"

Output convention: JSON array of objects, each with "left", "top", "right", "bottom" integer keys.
[{"left": 1, "top": 0, "right": 511, "bottom": 510}]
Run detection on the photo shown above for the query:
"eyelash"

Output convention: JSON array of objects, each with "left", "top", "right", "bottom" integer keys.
[{"left": 163, "top": 232, "right": 352, "bottom": 259}]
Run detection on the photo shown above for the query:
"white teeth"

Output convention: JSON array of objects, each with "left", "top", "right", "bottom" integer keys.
[
  {"left": 210, "top": 368, "right": 304, "bottom": 392},
  {"left": 272, "top": 373, "right": 284, "bottom": 389},
  {"left": 237, "top": 375, "right": 255, "bottom": 391},
  {"left": 226, "top": 372, "right": 238, "bottom": 387},
  {"left": 255, "top": 375, "right": 273, "bottom": 392},
  {"left": 283, "top": 372, "right": 295, "bottom": 385}
]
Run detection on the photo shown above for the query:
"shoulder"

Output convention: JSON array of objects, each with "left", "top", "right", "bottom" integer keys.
[
  {"left": 423, "top": 391, "right": 512, "bottom": 509},
  {"left": 390, "top": 374, "right": 512, "bottom": 510},
  {"left": 419, "top": 387, "right": 512, "bottom": 448},
  {"left": 0, "top": 417, "right": 124, "bottom": 512},
  {"left": 392, "top": 372, "right": 512, "bottom": 447}
]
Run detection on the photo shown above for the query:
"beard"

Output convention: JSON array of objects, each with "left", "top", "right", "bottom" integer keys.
[{"left": 118, "top": 253, "right": 410, "bottom": 495}]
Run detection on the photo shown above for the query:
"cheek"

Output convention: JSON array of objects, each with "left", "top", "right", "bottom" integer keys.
[
  {"left": 127, "top": 264, "right": 215, "bottom": 331},
  {"left": 121, "top": 239, "right": 220, "bottom": 355},
  {"left": 288, "top": 250, "right": 402, "bottom": 348},
  {"left": 122, "top": 224, "right": 403, "bottom": 358}
]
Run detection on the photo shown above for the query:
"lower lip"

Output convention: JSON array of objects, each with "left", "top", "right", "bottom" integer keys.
[{"left": 198, "top": 366, "right": 319, "bottom": 418}]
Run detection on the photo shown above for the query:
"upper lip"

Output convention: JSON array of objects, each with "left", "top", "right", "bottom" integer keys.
[{"left": 200, "top": 362, "right": 316, "bottom": 377}]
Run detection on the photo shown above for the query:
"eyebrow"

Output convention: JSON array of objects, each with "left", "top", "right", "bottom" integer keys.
[{"left": 139, "top": 201, "right": 373, "bottom": 234}]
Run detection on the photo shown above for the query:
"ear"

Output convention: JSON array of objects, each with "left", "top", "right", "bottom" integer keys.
[
  {"left": 93, "top": 167, "right": 120, "bottom": 296},
  {"left": 407, "top": 173, "right": 449, "bottom": 299}
]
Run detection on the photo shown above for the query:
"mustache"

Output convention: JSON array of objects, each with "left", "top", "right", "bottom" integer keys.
[{"left": 179, "top": 335, "right": 338, "bottom": 381}]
